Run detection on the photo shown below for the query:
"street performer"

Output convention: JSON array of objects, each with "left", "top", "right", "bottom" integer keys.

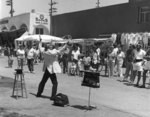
[{"left": 36, "top": 36, "right": 69, "bottom": 100}]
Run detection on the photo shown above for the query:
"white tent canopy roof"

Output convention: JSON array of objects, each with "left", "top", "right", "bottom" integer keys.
[{"left": 15, "top": 34, "right": 63, "bottom": 43}]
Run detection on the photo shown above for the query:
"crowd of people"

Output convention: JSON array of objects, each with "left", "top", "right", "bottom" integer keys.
[{"left": 1, "top": 39, "right": 150, "bottom": 90}]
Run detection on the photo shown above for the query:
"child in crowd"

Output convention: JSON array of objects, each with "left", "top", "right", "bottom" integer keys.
[
  {"left": 89, "top": 58, "right": 99, "bottom": 72},
  {"left": 78, "top": 55, "right": 84, "bottom": 77},
  {"left": 70, "top": 60, "right": 77, "bottom": 75}
]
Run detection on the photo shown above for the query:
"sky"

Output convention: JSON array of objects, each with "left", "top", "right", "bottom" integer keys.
[{"left": 0, "top": 0, "right": 128, "bottom": 19}]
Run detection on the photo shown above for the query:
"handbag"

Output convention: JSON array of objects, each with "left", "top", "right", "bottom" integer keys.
[{"left": 53, "top": 93, "right": 69, "bottom": 107}]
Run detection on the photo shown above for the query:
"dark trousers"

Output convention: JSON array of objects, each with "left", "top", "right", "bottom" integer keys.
[
  {"left": 62, "top": 60, "right": 68, "bottom": 73},
  {"left": 37, "top": 68, "right": 58, "bottom": 97},
  {"left": 27, "top": 59, "right": 34, "bottom": 72},
  {"left": 124, "top": 62, "right": 133, "bottom": 79},
  {"left": 142, "top": 70, "right": 148, "bottom": 86}
]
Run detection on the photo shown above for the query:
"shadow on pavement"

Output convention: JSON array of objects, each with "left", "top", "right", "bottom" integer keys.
[
  {"left": 123, "top": 82, "right": 134, "bottom": 87},
  {"left": 100, "top": 75, "right": 109, "bottom": 77},
  {"left": 30, "top": 92, "right": 50, "bottom": 99},
  {"left": 71, "top": 105, "right": 96, "bottom": 111},
  {"left": 117, "top": 79, "right": 123, "bottom": 82},
  {"left": 0, "top": 111, "right": 35, "bottom": 117},
  {"left": 0, "top": 75, "right": 14, "bottom": 88},
  {"left": 5, "top": 66, "right": 11, "bottom": 68}
]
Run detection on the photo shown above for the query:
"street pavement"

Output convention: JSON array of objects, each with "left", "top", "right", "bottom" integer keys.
[{"left": 0, "top": 56, "right": 150, "bottom": 117}]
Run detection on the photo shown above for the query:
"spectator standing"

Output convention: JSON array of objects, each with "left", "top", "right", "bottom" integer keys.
[
  {"left": 61, "top": 47, "right": 70, "bottom": 74},
  {"left": 72, "top": 46, "right": 80, "bottom": 75},
  {"left": 116, "top": 46, "right": 125, "bottom": 77},
  {"left": 141, "top": 48, "right": 150, "bottom": 88},
  {"left": 26, "top": 44, "right": 36, "bottom": 73},
  {"left": 100, "top": 48, "right": 109, "bottom": 76},
  {"left": 83, "top": 53, "right": 91, "bottom": 70},
  {"left": 16, "top": 45, "right": 25, "bottom": 69},
  {"left": 78, "top": 55, "right": 84, "bottom": 77},
  {"left": 107, "top": 46, "right": 116, "bottom": 77},
  {"left": 123, "top": 45, "right": 135, "bottom": 82},
  {"left": 130, "top": 44, "right": 146, "bottom": 86},
  {"left": 96, "top": 46, "right": 101, "bottom": 63},
  {"left": 7, "top": 46, "right": 14, "bottom": 67},
  {"left": 92, "top": 48, "right": 98, "bottom": 61},
  {"left": 89, "top": 57, "right": 99, "bottom": 72}
]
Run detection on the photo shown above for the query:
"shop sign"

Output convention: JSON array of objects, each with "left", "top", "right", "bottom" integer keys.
[{"left": 35, "top": 14, "right": 48, "bottom": 25}]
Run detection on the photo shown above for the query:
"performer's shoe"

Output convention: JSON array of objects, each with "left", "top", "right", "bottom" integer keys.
[
  {"left": 135, "top": 84, "right": 139, "bottom": 87},
  {"left": 140, "top": 85, "right": 145, "bottom": 88},
  {"left": 36, "top": 93, "right": 41, "bottom": 97},
  {"left": 50, "top": 96, "right": 55, "bottom": 100}
]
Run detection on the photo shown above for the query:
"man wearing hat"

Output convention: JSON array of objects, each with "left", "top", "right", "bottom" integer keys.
[{"left": 36, "top": 37, "right": 69, "bottom": 100}]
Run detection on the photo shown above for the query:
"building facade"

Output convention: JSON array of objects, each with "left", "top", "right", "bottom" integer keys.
[
  {"left": 0, "top": 0, "right": 150, "bottom": 39},
  {"left": 53, "top": 0, "right": 150, "bottom": 38},
  {"left": 0, "top": 10, "right": 50, "bottom": 35}
]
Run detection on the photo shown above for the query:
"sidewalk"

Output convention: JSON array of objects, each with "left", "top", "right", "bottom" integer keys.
[{"left": 0, "top": 56, "right": 149, "bottom": 117}]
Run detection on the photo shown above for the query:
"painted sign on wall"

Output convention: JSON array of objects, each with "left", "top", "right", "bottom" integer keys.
[{"left": 35, "top": 14, "right": 48, "bottom": 25}]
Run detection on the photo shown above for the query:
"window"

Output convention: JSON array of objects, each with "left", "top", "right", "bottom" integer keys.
[
  {"left": 20, "top": 24, "right": 28, "bottom": 31},
  {"left": 35, "top": 28, "right": 43, "bottom": 34},
  {"left": 138, "top": 6, "right": 150, "bottom": 23}
]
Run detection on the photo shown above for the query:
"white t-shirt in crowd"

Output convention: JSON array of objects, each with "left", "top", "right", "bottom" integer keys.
[
  {"left": 117, "top": 51, "right": 125, "bottom": 62},
  {"left": 27, "top": 48, "right": 36, "bottom": 59},
  {"left": 17, "top": 49, "right": 25, "bottom": 59},
  {"left": 134, "top": 49, "right": 146, "bottom": 60},
  {"left": 96, "top": 48, "right": 101, "bottom": 56},
  {"left": 72, "top": 50, "right": 80, "bottom": 60},
  {"left": 112, "top": 48, "right": 118, "bottom": 56}
]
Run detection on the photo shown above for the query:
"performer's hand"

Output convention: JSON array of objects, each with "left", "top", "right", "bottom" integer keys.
[
  {"left": 66, "top": 40, "right": 71, "bottom": 46},
  {"left": 39, "top": 35, "right": 42, "bottom": 42}
]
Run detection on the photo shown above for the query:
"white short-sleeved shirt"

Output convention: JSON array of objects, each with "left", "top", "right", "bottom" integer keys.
[
  {"left": 117, "top": 51, "right": 125, "bottom": 62},
  {"left": 17, "top": 49, "right": 25, "bottom": 59},
  {"left": 27, "top": 48, "right": 36, "bottom": 59},
  {"left": 134, "top": 49, "right": 146, "bottom": 60},
  {"left": 72, "top": 50, "right": 80, "bottom": 60}
]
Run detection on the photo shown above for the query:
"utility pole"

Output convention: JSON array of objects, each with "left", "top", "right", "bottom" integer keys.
[
  {"left": 96, "top": 0, "right": 100, "bottom": 8},
  {"left": 49, "top": 0, "right": 57, "bottom": 35},
  {"left": 6, "top": 0, "right": 15, "bottom": 17}
]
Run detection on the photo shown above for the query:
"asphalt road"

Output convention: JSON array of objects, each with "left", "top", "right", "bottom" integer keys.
[{"left": 0, "top": 56, "right": 149, "bottom": 117}]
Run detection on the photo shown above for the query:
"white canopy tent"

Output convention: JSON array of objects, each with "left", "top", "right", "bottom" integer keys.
[
  {"left": 15, "top": 33, "right": 64, "bottom": 49},
  {"left": 15, "top": 34, "right": 63, "bottom": 43}
]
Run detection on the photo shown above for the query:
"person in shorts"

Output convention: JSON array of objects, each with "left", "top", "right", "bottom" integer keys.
[{"left": 131, "top": 44, "right": 146, "bottom": 86}]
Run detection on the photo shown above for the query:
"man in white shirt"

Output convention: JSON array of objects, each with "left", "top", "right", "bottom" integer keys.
[
  {"left": 26, "top": 44, "right": 36, "bottom": 73},
  {"left": 130, "top": 44, "right": 146, "bottom": 86},
  {"left": 16, "top": 45, "right": 25, "bottom": 69},
  {"left": 36, "top": 38, "right": 69, "bottom": 100},
  {"left": 71, "top": 46, "right": 80, "bottom": 75},
  {"left": 72, "top": 46, "right": 80, "bottom": 62}
]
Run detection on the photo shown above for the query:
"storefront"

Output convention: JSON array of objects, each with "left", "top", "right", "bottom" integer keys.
[{"left": 0, "top": 10, "right": 50, "bottom": 35}]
